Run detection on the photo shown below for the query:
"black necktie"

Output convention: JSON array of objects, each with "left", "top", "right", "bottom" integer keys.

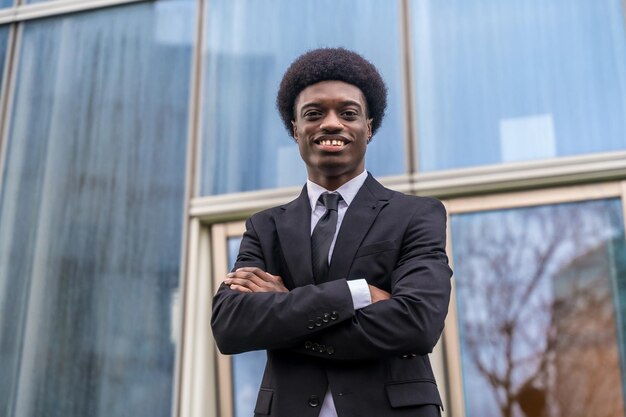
[{"left": 311, "top": 193, "right": 341, "bottom": 283}]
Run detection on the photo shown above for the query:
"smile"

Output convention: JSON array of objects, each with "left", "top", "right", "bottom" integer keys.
[
  {"left": 318, "top": 139, "right": 346, "bottom": 147},
  {"left": 313, "top": 136, "right": 349, "bottom": 150}
]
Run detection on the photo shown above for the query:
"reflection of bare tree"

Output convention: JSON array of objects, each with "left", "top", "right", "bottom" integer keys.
[{"left": 454, "top": 201, "right": 625, "bottom": 417}]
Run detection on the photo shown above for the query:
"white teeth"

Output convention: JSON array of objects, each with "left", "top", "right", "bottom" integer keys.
[{"left": 319, "top": 139, "right": 344, "bottom": 146}]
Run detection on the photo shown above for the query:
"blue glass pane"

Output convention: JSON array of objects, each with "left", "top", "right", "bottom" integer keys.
[
  {"left": 0, "top": 0, "right": 12, "bottom": 8},
  {"left": 0, "top": 1, "right": 193, "bottom": 417},
  {"left": 201, "top": 0, "right": 405, "bottom": 195},
  {"left": 0, "top": 26, "right": 9, "bottom": 72},
  {"left": 412, "top": 1, "right": 626, "bottom": 171},
  {"left": 451, "top": 199, "right": 626, "bottom": 416}
]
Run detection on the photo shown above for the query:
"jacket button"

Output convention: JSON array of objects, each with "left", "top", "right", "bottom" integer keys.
[
  {"left": 326, "top": 345, "right": 335, "bottom": 355},
  {"left": 315, "top": 317, "right": 323, "bottom": 327},
  {"left": 322, "top": 313, "right": 330, "bottom": 323},
  {"left": 313, "top": 342, "right": 320, "bottom": 351},
  {"left": 318, "top": 344, "right": 326, "bottom": 353},
  {"left": 307, "top": 320, "right": 315, "bottom": 329},
  {"left": 330, "top": 311, "right": 339, "bottom": 320},
  {"left": 308, "top": 395, "right": 320, "bottom": 407},
  {"left": 304, "top": 341, "right": 312, "bottom": 350}
]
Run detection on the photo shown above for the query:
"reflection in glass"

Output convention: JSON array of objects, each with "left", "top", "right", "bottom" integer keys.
[
  {"left": 201, "top": 0, "right": 405, "bottom": 195},
  {"left": 227, "top": 236, "right": 266, "bottom": 417},
  {"left": 0, "top": 2, "right": 193, "bottom": 416},
  {"left": 412, "top": 1, "right": 626, "bottom": 171},
  {"left": 451, "top": 199, "right": 626, "bottom": 417}
]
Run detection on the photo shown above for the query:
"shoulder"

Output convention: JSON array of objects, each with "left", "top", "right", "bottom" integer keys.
[
  {"left": 391, "top": 192, "right": 446, "bottom": 213},
  {"left": 246, "top": 189, "right": 307, "bottom": 226},
  {"left": 366, "top": 175, "right": 445, "bottom": 214}
]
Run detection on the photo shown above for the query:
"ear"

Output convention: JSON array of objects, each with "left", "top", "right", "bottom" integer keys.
[
  {"left": 291, "top": 120, "right": 298, "bottom": 141},
  {"left": 367, "top": 118, "right": 373, "bottom": 142}
]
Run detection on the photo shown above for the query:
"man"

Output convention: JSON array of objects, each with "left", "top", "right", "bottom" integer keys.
[{"left": 211, "top": 48, "right": 452, "bottom": 417}]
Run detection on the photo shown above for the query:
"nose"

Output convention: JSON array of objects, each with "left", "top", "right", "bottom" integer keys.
[{"left": 320, "top": 111, "right": 343, "bottom": 132}]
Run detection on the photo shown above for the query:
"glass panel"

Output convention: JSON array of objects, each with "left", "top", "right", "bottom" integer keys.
[
  {"left": 0, "top": 2, "right": 194, "bottom": 417},
  {"left": 0, "top": 26, "right": 9, "bottom": 79},
  {"left": 201, "top": 0, "right": 405, "bottom": 195},
  {"left": 226, "top": 236, "right": 266, "bottom": 417},
  {"left": 412, "top": 1, "right": 626, "bottom": 171},
  {"left": 0, "top": 0, "right": 12, "bottom": 8},
  {"left": 451, "top": 199, "right": 626, "bottom": 417}
]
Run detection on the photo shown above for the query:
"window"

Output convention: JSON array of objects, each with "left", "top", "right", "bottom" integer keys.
[
  {"left": 447, "top": 187, "right": 626, "bottom": 417},
  {"left": 0, "top": 2, "right": 193, "bottom": 416},
  {"left": 411, "top": 1, "right": 626, "bottom": 171}
]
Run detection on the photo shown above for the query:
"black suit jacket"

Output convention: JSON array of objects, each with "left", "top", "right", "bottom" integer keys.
[{"left": 211, "top": 174, "right": 452, "bottom": 417}]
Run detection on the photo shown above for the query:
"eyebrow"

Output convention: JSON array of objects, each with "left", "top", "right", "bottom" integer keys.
[{"left": 299, "top": 100, "right": 364, "bottom": 113}]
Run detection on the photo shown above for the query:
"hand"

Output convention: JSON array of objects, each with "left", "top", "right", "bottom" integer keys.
[
  {"left": 368, "top": 284, "right": 391, "bottom": 303},
  {"left": 224, "top": 267, "right": 289, "bottom": 293}
]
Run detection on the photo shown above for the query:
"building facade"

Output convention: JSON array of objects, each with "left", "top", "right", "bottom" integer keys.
[{"left": 1, "top": 1, "right": 626, "bottom": 417}]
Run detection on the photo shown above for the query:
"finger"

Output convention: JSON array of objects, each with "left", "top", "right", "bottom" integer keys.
[
  {"left": 264, "top": 272, "right": 286, "bottom": 285},
  {"left": 229, "top": 284, "right": 252, "bottom": 293},
  {"left": 242, "top": 270, "right": 281, "bottom": 289},
  {"left": 225, "top": 277, "right": 262, "bottom": 291},
  {"left": 264, "top": 272, "right": 279, "bottom": 282},
  {"left": 228, "top": 270, "right": 267, "bottom": 287},
  {"left": 235, "top": 267, "right": 269, "bottom": 279}
]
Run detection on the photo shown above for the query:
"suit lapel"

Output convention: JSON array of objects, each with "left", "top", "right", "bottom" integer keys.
[
  {"left": 276, "top": 186, "right": 315, "bottom": 288},
  {"left": 326, "top": 175, "right": 392, "bottom": 282}
]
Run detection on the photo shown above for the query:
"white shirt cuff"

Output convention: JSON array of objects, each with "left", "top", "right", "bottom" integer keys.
[{"left": 347, "top": 279, "right": 372, "bottom": 310}]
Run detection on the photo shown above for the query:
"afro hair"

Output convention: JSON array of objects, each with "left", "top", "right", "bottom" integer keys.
[{"left": 276, "top": 47, "right": 387, "bottom": 138}]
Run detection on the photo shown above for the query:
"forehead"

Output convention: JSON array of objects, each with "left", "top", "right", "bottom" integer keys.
[{"left": 295, "top": 80, "right": 366, "bottom": 109}]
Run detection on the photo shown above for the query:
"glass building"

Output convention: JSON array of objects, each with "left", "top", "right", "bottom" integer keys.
[{"left": 0, "top": 1, "right": 625, "bottom": 416}]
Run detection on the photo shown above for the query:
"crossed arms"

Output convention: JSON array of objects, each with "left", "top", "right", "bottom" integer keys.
[{"left": 211, "top": 198, "right": 452, "bottom": 361}]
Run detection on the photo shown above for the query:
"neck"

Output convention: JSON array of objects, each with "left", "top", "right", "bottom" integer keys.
[{"left": 308, "top": 171, "right": 365, "bottom": 191}]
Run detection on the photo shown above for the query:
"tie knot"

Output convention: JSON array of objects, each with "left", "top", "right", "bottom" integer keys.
[{"left": 319, "top": 192, "right": 340, "bottom": 211}]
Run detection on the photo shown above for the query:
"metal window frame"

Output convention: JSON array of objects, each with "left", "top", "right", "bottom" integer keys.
[
  {"left": 0, "top": 0, "right": 147, "bottom": 23},
  {"left": 0, "top": 21, "right": 18, "bottom": 202},
  {"left": 188, "top": 151, "right": 626, "bottom": 221}
]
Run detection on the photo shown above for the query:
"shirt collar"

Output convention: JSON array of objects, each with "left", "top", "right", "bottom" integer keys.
[{"left": 307, "top": 170, "right": 368, "bottom": 211}]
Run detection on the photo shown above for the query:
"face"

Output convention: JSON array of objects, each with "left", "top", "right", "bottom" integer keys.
[{"left": 292, "top": 80, "right": 373, "bottom": 190}]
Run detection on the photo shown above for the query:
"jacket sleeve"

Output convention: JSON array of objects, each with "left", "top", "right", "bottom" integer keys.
[
  {"left": 290, "top": 198, "right": 452, "bottom": 361},
  {"left": 211, "top": 217, "right": 361, "bottom": 354}
]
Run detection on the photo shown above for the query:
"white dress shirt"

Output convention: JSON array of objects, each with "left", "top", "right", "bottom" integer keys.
[{"left": 306, "top": 169, "right": 372, "bottom": 417}]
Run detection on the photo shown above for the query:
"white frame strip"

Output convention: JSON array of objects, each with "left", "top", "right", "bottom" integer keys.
[
  {"left": 179, "top": 218, "right": 218, "bottom": 417},
  {"left": 0, "top": 0, "right": 147, "bottom": 24},
  {"left": 0, "top": 22, "right": 18, "bottom": 198},
  {"left": 210, "top": 221, "right": 246, "bottom": 417}
]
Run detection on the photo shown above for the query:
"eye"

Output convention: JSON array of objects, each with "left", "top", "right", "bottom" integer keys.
[
  {"left": 342, "top": 110, "right": 358, "bottom": 119},
  {"left": 303, "top": 110, "right": 322, "bottom": 120}
]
